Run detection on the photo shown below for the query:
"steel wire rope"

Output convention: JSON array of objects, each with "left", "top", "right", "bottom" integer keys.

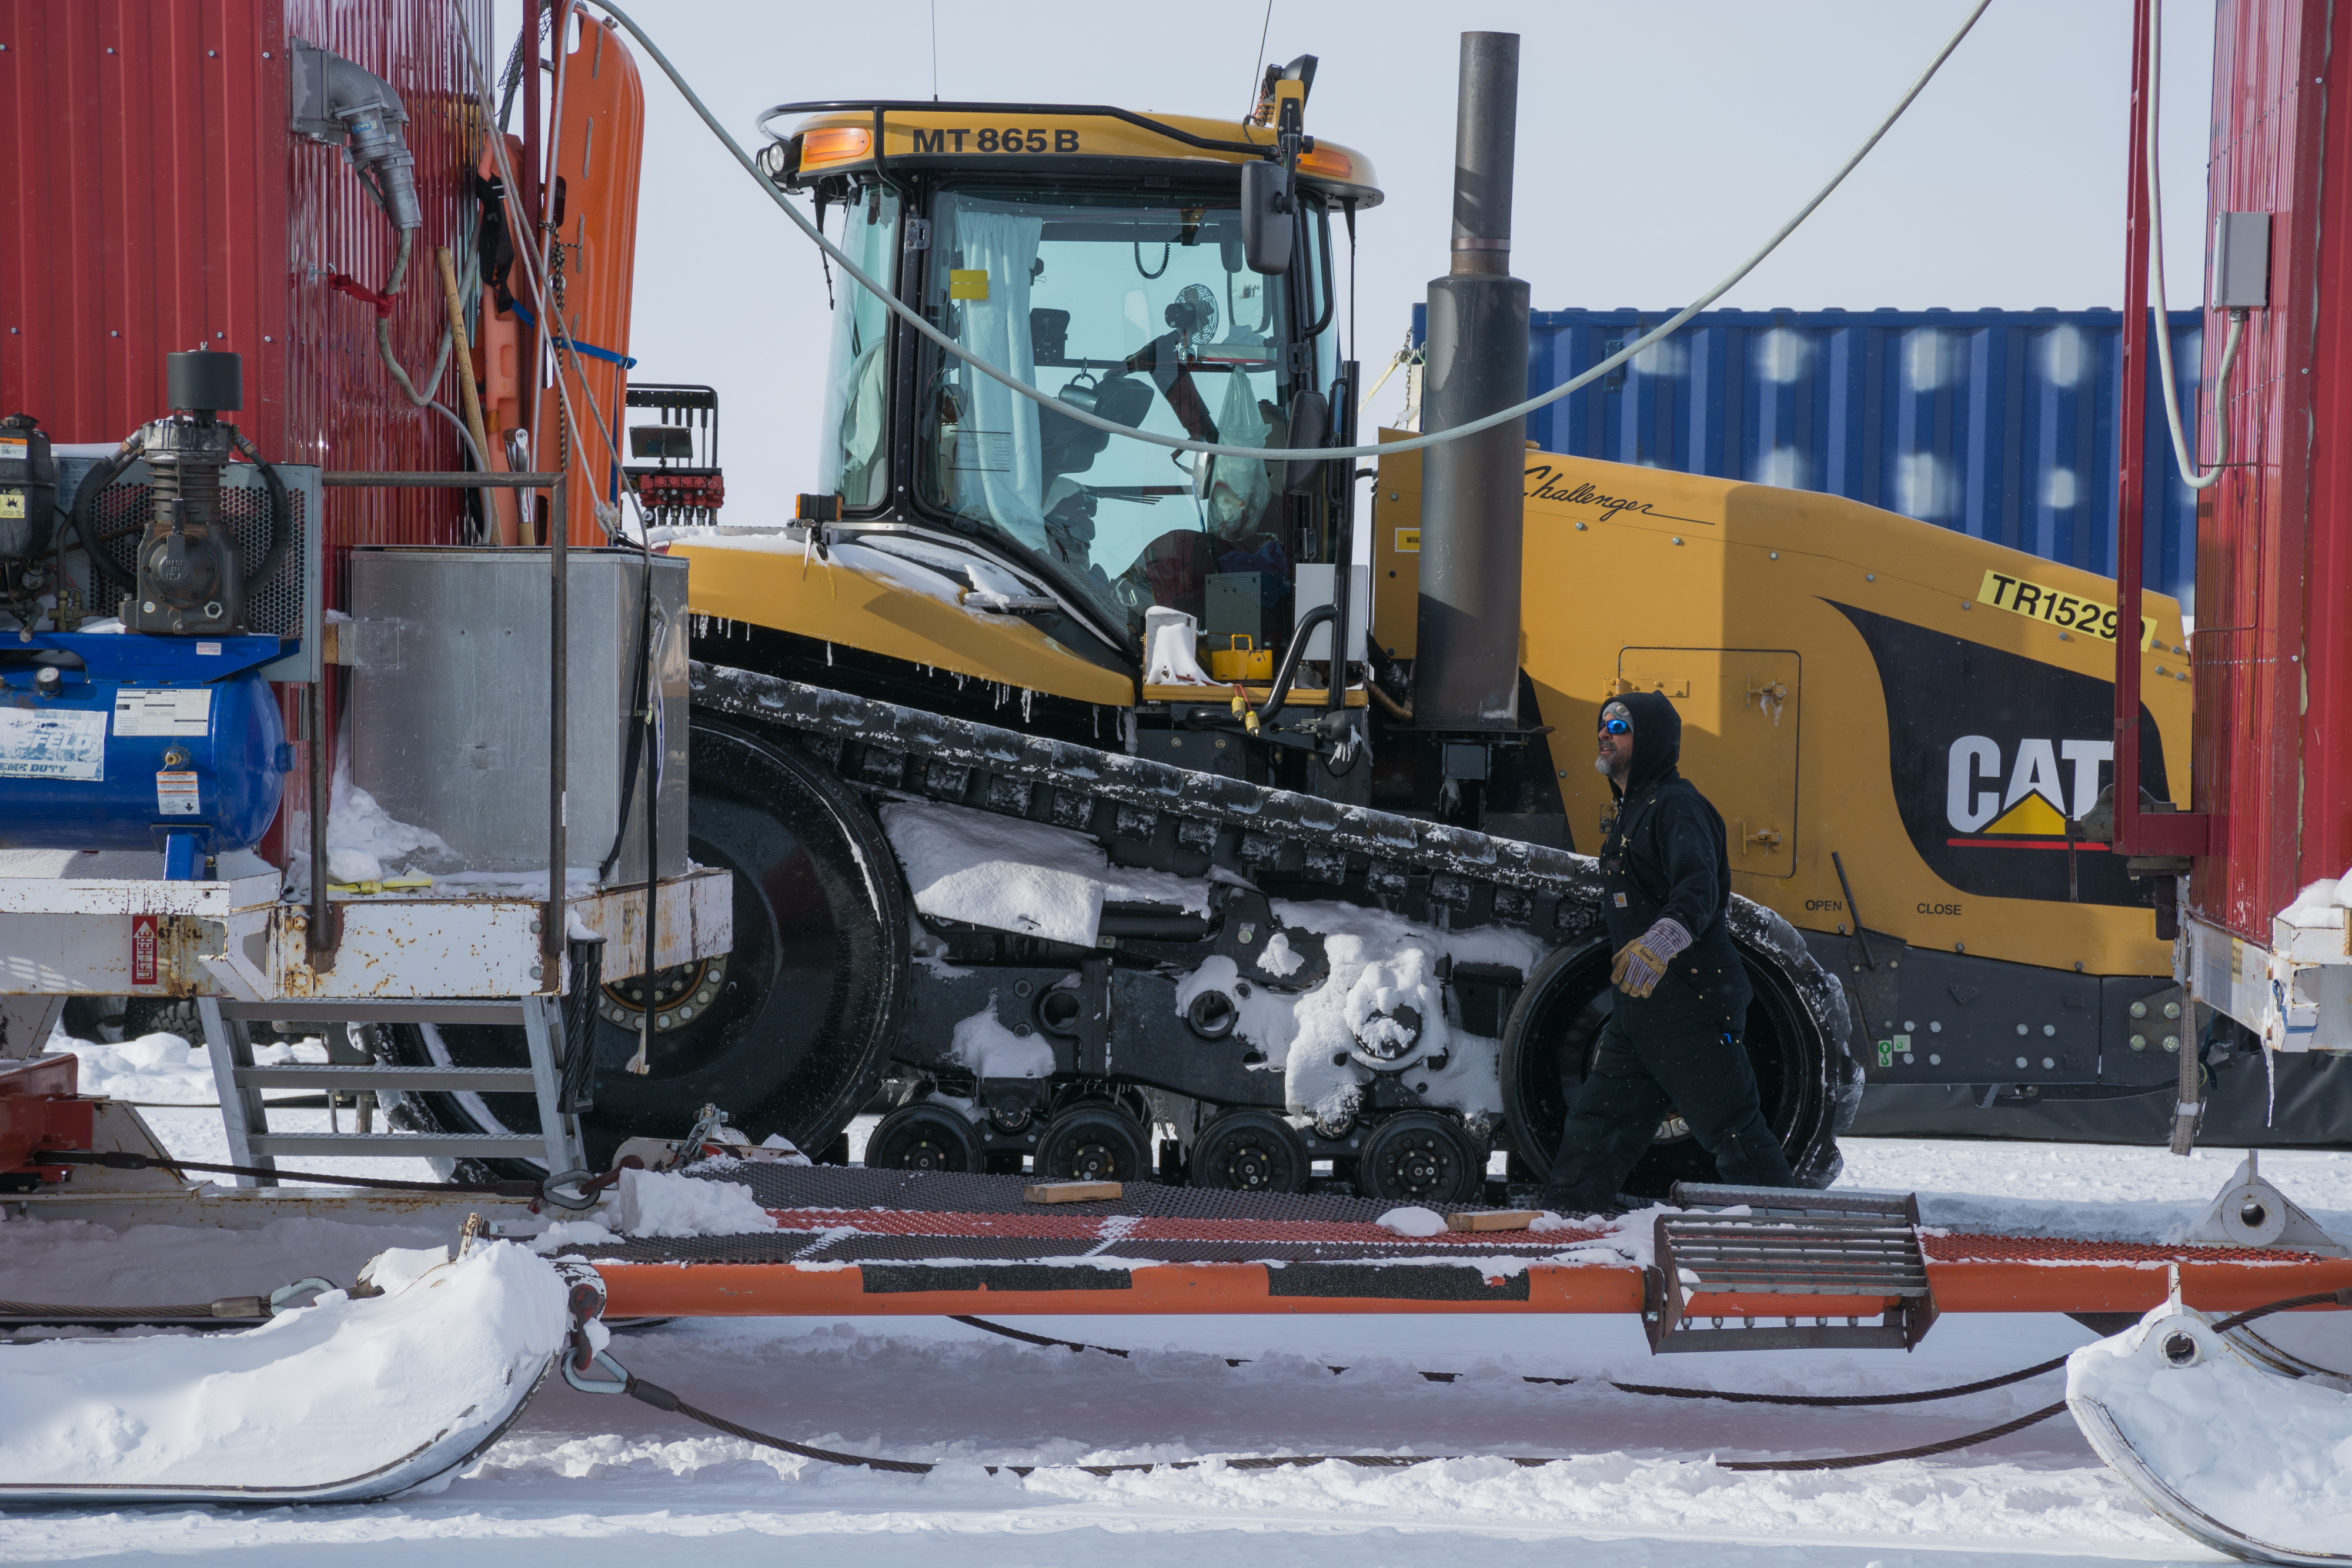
[
  {"left": 602, "top": 1358, "right": 2086, "bottom": 1476},
  {"left": 27, "top": 1146, "right": 584, "bottom": 1203},
  {"left": 950, "top": 1312, "right": 2069, "bottom": 1406},
  {"left": 581, "top": 0, "right": 1989, "bottom": 466},
  {"left": 2143, "top": 0, "right": 2243, "bottom": 490}
]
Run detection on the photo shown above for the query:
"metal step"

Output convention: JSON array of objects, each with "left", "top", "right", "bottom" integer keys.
[
  {"left": 231, "top": 1065, "right": 539, "bottom": 1090},
  {"left": 1642, "top": 1184, "right": 1935, "bottom": 1353},
  {"left": 197, "top": 995, "right": 580, "bottom": 1183}
]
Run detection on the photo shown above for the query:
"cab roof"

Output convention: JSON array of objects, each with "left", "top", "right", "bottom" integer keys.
[{"left": 759, "top": 100, "right": 1383, "bottom": 208}]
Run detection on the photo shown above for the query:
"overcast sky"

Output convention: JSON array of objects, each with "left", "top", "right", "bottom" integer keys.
[{"left": 507, "top": 1, "right": 2220, "bottom": 524}]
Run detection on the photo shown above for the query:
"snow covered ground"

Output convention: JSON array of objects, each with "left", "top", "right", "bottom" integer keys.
[{"left": 5, "top": 1027, "right": 2349, "bottom": 1564}]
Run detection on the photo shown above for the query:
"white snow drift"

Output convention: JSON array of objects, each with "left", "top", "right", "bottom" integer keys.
[{"left": 0, "top": 1240, "right": 569, "bottom": 1502}]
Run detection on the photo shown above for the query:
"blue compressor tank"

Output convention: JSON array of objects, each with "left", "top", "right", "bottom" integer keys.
[{"left": 0, "top": 631, "right": 292, "bottom": 863}]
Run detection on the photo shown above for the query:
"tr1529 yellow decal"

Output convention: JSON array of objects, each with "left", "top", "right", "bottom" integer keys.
[{"left": 1977, "top": 569, "right": 2156, "bottom": 650}]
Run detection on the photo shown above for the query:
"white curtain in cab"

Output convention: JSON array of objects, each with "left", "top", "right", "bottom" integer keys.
[{"left": 948, "top": 208, "right": 1047, "bottom": 550}]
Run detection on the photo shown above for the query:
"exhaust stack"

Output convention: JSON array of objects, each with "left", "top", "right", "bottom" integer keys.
[{"left": 1413, "top": 32, "right": 1531, "bottom": 729}]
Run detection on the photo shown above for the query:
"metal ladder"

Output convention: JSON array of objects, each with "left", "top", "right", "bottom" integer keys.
[{"left": 196, "top": 997, "right": 583, "bottom": 1183}]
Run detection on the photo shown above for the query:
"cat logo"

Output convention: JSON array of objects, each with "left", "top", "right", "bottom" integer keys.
[
  {"left": 1830, "top": 600, "right": 2167, "bottom": 908},
  {"left": 1945, "top": 737, "right": 2112, "bottom": 847}
]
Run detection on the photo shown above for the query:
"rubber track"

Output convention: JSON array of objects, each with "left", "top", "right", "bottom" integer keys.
[
  {"left": 689, "top": 664, "right": 1852, "bottom": 1061},
  {"left": 691, "top": 664, "right": 1603, "bottom": 899}
]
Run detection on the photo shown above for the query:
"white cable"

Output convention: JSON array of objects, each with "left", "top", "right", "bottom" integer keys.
[
  {"left": 2144, "top": 1, "right": 2241, "bottom": 491},
  {"left": 426, "top": 395, "right": 489, "bottom": 475},
  {"left": 583, "top": 0, "right": 1990, "bottom": 465}
]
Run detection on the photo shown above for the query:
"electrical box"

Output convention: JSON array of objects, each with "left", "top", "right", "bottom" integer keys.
[
  {"left": 1205, "top": 573, "right": 1267, "bottom": 646},
  {"left": 2212, "top": 212, "right": 2271, "bottom": 310},
  {"left": 1292, "top": 563, "right": 1371, "bottom": 663}
]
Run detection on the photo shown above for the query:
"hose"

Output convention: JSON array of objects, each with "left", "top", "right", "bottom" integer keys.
[
  {"left": 2143, "top": 1, "right": 2242, "bottom": 490},
  {"left": 226, "top": 429, "right": 293, "bottom": 590},
  {"left": 372, "top": 229, "right": 458, "bottom": 410},
  {"left": 579, "top": 0, "right": 1989, "bottom": 466}
]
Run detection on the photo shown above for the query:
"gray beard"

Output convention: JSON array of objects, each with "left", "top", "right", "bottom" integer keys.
[{"left": 1593, "top": 753, "right": 1616, "bottom": 778}]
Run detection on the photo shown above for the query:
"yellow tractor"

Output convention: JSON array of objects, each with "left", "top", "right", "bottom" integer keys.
[{"left": 407, "top": 47, "right": 2193, "bottom": 1199}]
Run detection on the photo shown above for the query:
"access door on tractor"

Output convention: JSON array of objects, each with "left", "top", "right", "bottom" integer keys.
[{"left": 1615, "top": 648, "right": 1800, "bottom": 878}]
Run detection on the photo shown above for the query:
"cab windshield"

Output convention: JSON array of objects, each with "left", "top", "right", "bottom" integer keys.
[{"left": 914, "top": 185, "right": 1316, "bottom": 632}]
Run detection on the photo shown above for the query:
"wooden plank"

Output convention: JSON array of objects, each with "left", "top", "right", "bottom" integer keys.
[
  {"left": 1024, "top": 1180, "right": 1122, "bottom": 1204},
  {"left": 1445, "top": 1209, "right": 1543, "bottom": 1232}
]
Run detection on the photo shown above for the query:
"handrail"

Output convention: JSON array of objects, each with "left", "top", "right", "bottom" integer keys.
[{"left": 756, "top": 99, "right": 1275, "bottom": 159}]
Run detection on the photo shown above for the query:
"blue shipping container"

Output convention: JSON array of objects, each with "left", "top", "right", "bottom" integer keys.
[{"left": 1405, "top": 306, "right": 2204, "bottom": 609}]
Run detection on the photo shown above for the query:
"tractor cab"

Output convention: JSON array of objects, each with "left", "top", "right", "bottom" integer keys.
[{"left": 761, "top": 70, "right": 1381, "bottom": 681}]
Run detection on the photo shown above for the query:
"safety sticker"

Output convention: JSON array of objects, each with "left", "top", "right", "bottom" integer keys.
[
  {"left": 0, "top": 705, "right": 106, "bottom": 781},
  {"left": 1394, "top": 527, "right": 1420, "bottom": 553},
  {"left": 131, "top": 914, "right": 158, "bottom": 987},
  {"left": 155, "top": 770, "right": 201, "bottom": 817},
  {"left": 950, "top": 431, "right": 1014, "bottom": 473},
  {"left": 0, "top": 492, "right": 24, "bottom": 520},
  {"left": 948, "top": 269, "right": 990, "bottom": 300},
  {"left": 1977, "top": 569, "right": 2158, "bottom": 650},
  {"left": 0, "top": 437, "right": 26, "bottom": 462},
  {"left": 113, "top": 687, "right": 212, "bottom": 737}
]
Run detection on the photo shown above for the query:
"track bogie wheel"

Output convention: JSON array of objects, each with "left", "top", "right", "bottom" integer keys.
[
  {"left": 866, "top": 1102, "right": 984, "bottom": 1172},
  {"left": 1190, "top": 1109, "right": 1310, "bottom": 1194},
  {"left": 1036, "top": 1100, "right": 1151, "bottom": 1183},
  {"left": 1355, "top": 1111, "right": 1483, "bottom": 1205}
]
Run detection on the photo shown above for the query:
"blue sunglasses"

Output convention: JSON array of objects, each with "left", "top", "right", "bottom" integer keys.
[{"left": 1600, "top": 717, "right": 1632, "bottom": 735}]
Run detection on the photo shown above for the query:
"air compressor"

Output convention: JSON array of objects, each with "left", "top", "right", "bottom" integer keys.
[{"left": 0, "top": 350, "right": 294, "bottom": 879}]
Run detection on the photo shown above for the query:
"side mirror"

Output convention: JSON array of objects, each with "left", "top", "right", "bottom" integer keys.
[
  {"left": 1239, "top": 161, "right": 1294, "bottom": 275},
  {"left": 1282, "top": 390, "right": 1329, "bottom": 494}
]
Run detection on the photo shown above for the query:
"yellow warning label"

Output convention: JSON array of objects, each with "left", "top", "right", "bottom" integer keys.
[
  {"left": 1395, "top": 527, "right": 1420, "bottom": 554},
  {"left": 1977, "top": 569, "right": 2157, "bottom": 650},
  {"left": 0, "top": 492, "right": 23, "bottom": 520},
  {"left": 948, "top": 269, "right": 990, "bottom": 300}
]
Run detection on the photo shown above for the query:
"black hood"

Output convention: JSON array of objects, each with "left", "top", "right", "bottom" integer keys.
[{"left": 1608, "top": 689, "right": 1683, "bottom": 796}]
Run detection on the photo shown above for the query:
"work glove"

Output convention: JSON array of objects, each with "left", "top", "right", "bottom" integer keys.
[{"left": 1610, "top": 917, "right": 1692, "bottom": 998}]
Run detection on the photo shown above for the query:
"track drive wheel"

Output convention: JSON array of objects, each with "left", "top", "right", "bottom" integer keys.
[
  {"left": 1190, "top": 1109, "right": 1309, "bottom": 1194},
  {"left": 1499, "top": 926, "right": 1842, "bottom": 1201},
  {"left": 382, "top": 715, "right": 908, "bottom": 1178},
  {"left": 1036, "top": 1101, "right": 1151, "bottom": 1182},
  {"left": 866, "top": 1102, "right": 984, "bottom": 1172},
  {"left": 1356, "top": 1111, "right": 1484, "bottom": 1205}
]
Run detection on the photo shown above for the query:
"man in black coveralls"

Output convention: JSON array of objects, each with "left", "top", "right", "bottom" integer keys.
[{"left": 1541, "top": 691, "right": 1798, "bottom": 1215}]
